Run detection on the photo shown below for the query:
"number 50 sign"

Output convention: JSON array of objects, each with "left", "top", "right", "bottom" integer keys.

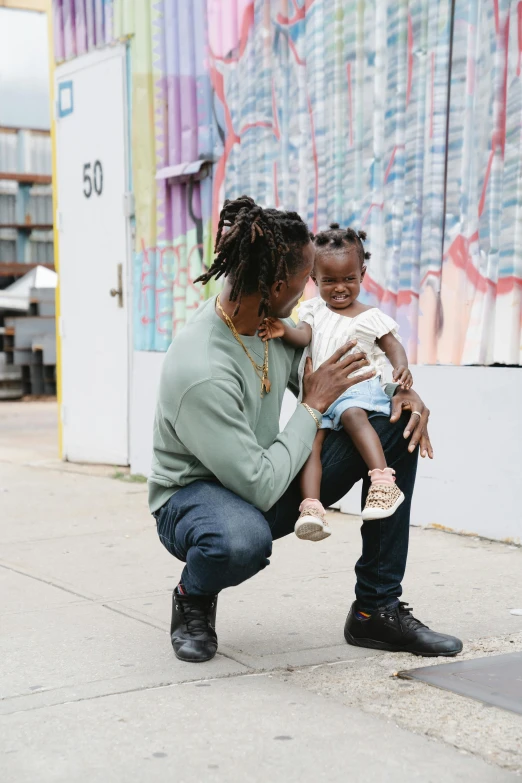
[{"left": 83, "top": 161, "right": 103, "bottom": 198}]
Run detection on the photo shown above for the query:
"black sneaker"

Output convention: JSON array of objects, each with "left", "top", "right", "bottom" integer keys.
[
  {"left": 170, "top": 590, "right": 218, "bottom": 663},
  {"left": 344, "top": 601, "right": 463, "bottom": 657}
]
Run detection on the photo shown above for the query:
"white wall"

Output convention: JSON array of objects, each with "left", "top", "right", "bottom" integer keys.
[
  {"left": 413, "top": 367, "right": 521, "bottom": 543},
  {"left": 129, "top": 351, "right": 165, "bottom": 477},
  {"left": 132, "top": 359, "right": 522, "bottom": 544}
]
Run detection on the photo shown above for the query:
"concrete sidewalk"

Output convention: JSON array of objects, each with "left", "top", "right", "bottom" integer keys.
[{"left": 1, "top": 402, "right": 521, "bottom": 781}]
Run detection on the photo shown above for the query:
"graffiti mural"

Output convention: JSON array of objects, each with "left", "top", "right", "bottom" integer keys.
[
  {"left": 52, "top": 0, "right": 522, "bottom": 364},
  {"left": 120, "top": 0, "right": 219, "bottom": 351},
  {"left": 437, "top": 0, "right": 522, "bottom": 365},
  {"left": 208, "top": 0, "right": 454, "bottom": 363}
]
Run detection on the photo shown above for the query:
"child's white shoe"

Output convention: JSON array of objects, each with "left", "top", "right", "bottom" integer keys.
[{"left": 295, "top": 499, "right": 331, "bottom": 541}]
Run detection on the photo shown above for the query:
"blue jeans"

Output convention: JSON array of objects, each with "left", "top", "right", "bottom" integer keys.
[
  {"left": 322, "top": 376, "right": 391, "bottom": 430},
  {"left": 155, "top": 412, "right": 418, "bottom": 613}
]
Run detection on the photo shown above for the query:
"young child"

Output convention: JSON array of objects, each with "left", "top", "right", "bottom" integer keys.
[{"left": 259, "top": 224, "right": 412, "bottom": 542}]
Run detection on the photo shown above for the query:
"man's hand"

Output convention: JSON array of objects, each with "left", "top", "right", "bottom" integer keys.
[
  {"left": 393, "top": 365, "right": 413, "bottom": 390},
  {"left": 390, "top": 388, "right": 433, "bottom": 459},
  {"left": 259, "top": 317, "right": 285, "bottom": 342},
  {"left": 302, "top": 341, "right": 375, "bottom": 414}
]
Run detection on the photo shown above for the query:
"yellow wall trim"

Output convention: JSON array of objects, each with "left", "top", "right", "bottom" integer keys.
[
  {"left": 0, "top": 0, "right": 46, "bottom": 11},
  {"left": 46, "top": 0, "right": 63, "bottom": 459}
]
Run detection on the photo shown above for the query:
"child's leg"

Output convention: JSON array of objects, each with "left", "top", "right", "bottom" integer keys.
[
  {"left": 300, "top": 428, "right": 328, "bottom": 500},
  {"left": 340, "top": 408, "right": 386, "bottom": 470},
  {"left": 340, "top": 407, "right": 405, "bottom": 522},
  {"left": 295, "top": 429, "right": 331, "bottom": 542}
]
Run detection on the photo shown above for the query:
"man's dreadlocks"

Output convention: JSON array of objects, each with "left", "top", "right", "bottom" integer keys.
[
  {"left": 312, "top": 223, "right": 371, "bottom": 266},
  {"left": 194, "top": 195, "right": 312, "bottom": 317}
]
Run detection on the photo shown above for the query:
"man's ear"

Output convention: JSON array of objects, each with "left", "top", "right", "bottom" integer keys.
[{"left": 272, "top": 280, "right": 284, "bottom": 297}]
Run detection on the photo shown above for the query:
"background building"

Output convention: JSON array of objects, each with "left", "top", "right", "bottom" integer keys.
[
  {"left": 50, "top": 0, "right": 522, "bottom": 543},
  {"left": 0, "top": 3, "right": 57, "bottom": 399}
]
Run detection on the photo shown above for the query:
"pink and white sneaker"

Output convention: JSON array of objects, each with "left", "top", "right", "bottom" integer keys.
[
  {"left": 361, "top": 468, "right": 405, "bottom": 521},
  {"left": 295, "top": 499, "right": 331, "bottom": 542}
]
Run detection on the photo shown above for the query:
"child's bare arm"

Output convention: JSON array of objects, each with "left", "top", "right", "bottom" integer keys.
[
  {"left": 258, "top": 318, "right": 312, "bottom": 348},
  {"left": 377, "top": 332, "right": 413, "bottom": 389}
]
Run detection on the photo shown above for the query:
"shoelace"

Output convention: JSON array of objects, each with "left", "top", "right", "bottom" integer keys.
[
  {"left": 368, "top": 485, "right": 396, "bottom": 501},
  {"left": 178, "top": 598, "right": 215, "bottom": 637},
  {"left": 397, "top": 602, "right": 428, "bottom": 631}
]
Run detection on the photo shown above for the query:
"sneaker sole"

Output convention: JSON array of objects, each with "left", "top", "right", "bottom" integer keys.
[
  {"left": 361, "top": 491, "right": 405, "bottom": 521},
  {"left": 344, "top": 630, "right": 462, "bottom": 657},
  {"left": 295, "top": 518, "right": 331, "bottom": 541},
  {"left": 306, "top": 528, "right": 332, "bottom": 542}
]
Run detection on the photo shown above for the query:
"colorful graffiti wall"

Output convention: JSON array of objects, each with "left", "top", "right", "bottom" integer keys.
[{"left": 53, "top": 0, "right": 522, "bottom": 365}]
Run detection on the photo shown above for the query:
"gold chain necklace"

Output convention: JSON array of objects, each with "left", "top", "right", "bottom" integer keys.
[{"left": 216, "top": 296, "right": 271, "bottom": 397}]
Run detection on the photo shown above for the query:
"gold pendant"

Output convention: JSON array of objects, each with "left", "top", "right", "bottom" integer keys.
[{"left": 262, "top": 377, "right": 271, "bottom": 394}]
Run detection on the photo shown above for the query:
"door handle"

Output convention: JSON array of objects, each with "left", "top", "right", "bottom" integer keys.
[{"left": 109, "top": 263, "right": 123, "bottom": 307}]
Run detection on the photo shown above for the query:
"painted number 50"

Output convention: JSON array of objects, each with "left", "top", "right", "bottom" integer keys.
[{"left": 83, "top": 161, "right": 103, "bottom": 198}]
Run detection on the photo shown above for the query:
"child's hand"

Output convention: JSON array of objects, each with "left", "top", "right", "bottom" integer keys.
[
  {"left": 258, "top": 318, "right": 285, "bottom": 342},
  {"left": 393, "top": 366, "right": 413, "bottom": 390}
]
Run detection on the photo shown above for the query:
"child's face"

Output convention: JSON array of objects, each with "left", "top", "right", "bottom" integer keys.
[{"left": 312, "top": 246, "right": 366, "bottom": 311}]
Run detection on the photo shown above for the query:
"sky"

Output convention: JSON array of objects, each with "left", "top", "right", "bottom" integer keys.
[{"left": 0, "top": 8, "right": 50, "bottom": 129}]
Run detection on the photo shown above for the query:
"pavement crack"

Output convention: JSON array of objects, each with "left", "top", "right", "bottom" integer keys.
[
  {"left": 0, "top": 525, "right": 152, "bottom": 545},
  {"left": 99, "top": 604, "right": 255, "bottom": 669},
  {"left": 1, "top": 670, "right": 257, "bottom": 716},
  {"left": 101, "top": 603, "right": 168, "bottom": 633},
  {"left": 0, "top": 562, "right": 93, "bottom": 601}
]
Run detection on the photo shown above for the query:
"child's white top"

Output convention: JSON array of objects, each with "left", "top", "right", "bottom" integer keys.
[{"left": 296, "top": 297, "right": 400, "bottom": 388}]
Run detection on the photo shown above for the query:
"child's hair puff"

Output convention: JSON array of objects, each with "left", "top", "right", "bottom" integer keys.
[{"left": 312, "top": 223, "right": 371, "bottom": 266}]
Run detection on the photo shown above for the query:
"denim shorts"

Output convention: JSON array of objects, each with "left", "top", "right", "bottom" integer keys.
[{"left": 321, "top": 376, "right": 391, "bottom": 431}]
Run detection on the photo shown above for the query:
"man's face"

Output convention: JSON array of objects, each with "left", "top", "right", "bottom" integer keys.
[{"left": 268, "top": 241, "right": 315, "bottom": 318}]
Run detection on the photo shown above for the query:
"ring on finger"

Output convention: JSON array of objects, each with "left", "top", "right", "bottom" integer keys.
[{"left": 411, "top": 411, "right": 422, "bottom": 418}]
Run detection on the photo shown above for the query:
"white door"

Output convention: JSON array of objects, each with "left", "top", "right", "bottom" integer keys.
[{"left": 56, "top": 46, "right": 130, "bottom": 464}]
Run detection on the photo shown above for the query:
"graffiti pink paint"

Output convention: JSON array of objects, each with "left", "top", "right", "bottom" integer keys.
[{"left": 207, "top": 0, "right": 254, "bottom": 61}]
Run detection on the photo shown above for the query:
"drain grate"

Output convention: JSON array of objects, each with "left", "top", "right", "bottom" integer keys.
[{"left": 398, "top": 652, "right": 522, "bottom": 715}]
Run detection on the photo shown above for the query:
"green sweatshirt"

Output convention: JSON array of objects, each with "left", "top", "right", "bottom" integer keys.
[{"left": 148, "top": 297, "right": 321, "bottom": 514}]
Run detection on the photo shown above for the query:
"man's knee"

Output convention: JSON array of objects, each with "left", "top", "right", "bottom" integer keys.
[
  {"left": 229, "top": 525, "right": 272, "bottom": 565},
  {"left": 210, "top": 518, "right": 272, "bottom": 572},
  {"left": 371, "top": 412, "right": 411, "bottom": 450},
  {"left": 370, "top": 412, "right": 419, "bottom": 472}
]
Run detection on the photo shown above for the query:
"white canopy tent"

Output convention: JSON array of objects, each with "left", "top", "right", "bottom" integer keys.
[{"left": 0, "top": 266, "right": 57, "bottom": 312}]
